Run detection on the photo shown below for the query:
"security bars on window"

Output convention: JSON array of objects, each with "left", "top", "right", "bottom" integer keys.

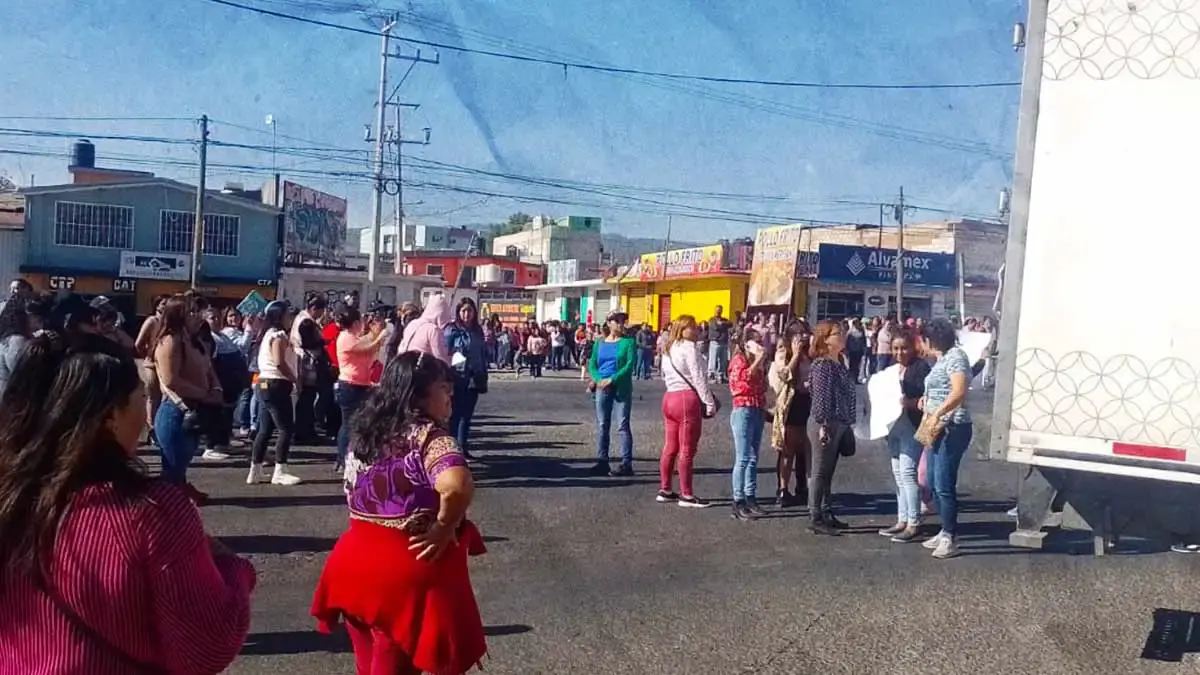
[
  {"left": 54, "top": 201, "right": 135, "bottom": 249},
  {"left": 159, "top": 210, "right": 240, "bottom": 257}
]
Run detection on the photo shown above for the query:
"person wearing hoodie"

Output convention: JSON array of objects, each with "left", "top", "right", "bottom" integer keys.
[{"left": 398, "top": 294, "right": 453, "bottom": 364}]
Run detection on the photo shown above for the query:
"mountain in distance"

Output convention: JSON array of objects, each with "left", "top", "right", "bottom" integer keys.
[{"left": 601, "top": 232, "right": 702, "bottom": 263}]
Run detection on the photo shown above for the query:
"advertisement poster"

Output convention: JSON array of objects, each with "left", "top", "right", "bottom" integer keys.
[
  {"left": 280, "top": 181, "right": 348, "bottom": 266},
  {"left": 748, "top": 224, "right": 804, "bottom": 306},
  {"left": 479, "top": 288, "right": 536, "bottom": 324},
  {"left": 639, "top": 245, "right": 724, "bottom": 282}
]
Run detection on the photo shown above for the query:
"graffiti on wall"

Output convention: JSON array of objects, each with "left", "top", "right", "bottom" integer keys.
[{"left": 281, "top": 181, "right": 348, "bottom": 265}]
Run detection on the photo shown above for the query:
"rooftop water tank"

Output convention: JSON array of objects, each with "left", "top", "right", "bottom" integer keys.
[{"left": 70, "top": 140, "right": 95, "bottom": 169}]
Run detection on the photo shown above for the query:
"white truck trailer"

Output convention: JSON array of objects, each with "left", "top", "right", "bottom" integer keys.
[{"left": 994, "top": 0, "right": 1200, "bottom": 553}]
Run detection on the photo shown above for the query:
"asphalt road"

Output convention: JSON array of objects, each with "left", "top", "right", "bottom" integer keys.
[{"left": 178, "top": 373, "right": 1200, "bottom": 674}]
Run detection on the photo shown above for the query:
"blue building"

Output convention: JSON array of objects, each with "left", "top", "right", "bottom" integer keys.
[{"left": 20, "top": 174, "right": 281, "bottom": 317}]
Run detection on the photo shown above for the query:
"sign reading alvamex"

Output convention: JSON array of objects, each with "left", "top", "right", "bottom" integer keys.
[{"left": 816, "top": 244, "right": 956, "bottom": 288}]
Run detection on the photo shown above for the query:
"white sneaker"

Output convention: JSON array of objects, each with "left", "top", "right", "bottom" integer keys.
[
  {"left": 932, "top": 536, "right": 960, "bottom": 559},
  {"left": 1007, "top": 506, "right": 1019, "bottom": 518},
  {"left": 922, "top": 531, "right": 946, "bottom": 549},
  {"left": 246, "top": 463, "right": 266, "bottom": 485},
  {"left": 271, "top": 463, "right": 302, "bottom": 486},
  {"left": 201, "top": 448, "right": 230, "bottom": 461}
]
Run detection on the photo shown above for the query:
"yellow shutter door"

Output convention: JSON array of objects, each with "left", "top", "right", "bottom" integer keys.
[{"left": 627, "top": 288, "right": 647, "bottom": 325}]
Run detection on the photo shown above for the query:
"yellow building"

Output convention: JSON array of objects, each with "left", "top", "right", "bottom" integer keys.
[{"left": 612, "top": 244, "right": 750, "bottom": 329}]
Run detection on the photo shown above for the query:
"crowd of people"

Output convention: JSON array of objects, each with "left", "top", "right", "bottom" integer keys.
[
  {"left": 0, "top": 273, "right": 1003, "bottom": 673},
  {"left": 583, "top": 305, "right": 989, "bottom": 560},
  {"left": 0, "top": 280, "right": 495, "bottom": 674}
]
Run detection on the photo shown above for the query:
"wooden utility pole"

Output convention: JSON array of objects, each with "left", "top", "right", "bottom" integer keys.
[{"left": 190, "top": 114, "right": 209, "bottom": 289}]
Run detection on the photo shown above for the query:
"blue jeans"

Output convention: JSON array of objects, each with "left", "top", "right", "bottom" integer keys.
[
  {"left": 154, "top": 399, "right": 199, "bottom": 485},
  {"left": 875, "top": 354, "right": 893, "bottom": 372},
  {"left": 636, "top": 347, "right": 653, "bottom": 379},
  {"left": 887, "top": 415, "right": 923, "bottom": 525},
  {"left": 235, "top": 385, "right": 262, "bottom": 432},
  {"left": 928, "top": 422, "right": 973, "bottom": 537},
  {"left": 730, "top": 406, "right": 764, "bottom": 502},
  {"left": 335, "top": 382, "right": 371, "bottom": 463},
  {"left": 708, "top": 341, "right": 729, "bottom": 380},
  {"left": 595, "top": 387, "right": 633, "bottom": 468},
  {"left": 451, "top": 380, "right": 481, "bottom": 453}
]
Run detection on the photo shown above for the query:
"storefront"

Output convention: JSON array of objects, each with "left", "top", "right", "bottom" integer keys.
[
  {"left": 806, "top": 244, "right": 957, "bottom": 321},
  {"left": 615, "top": 244, "right": 751, "bottom": 330},
  {"left": 527, "top": 279, "right": 609, "bottom": 324}
]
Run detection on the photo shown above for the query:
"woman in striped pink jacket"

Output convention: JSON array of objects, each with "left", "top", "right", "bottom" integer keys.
[{"left": 0, "top": 331, "right": 256, "bottom": 675}]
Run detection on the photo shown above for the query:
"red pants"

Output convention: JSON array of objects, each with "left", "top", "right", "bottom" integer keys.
[
  {"left": 660, "top": 389, "right": 702, "bottom": 496},
  {"left": 345, "top": 618, "right": 419, "bottom": 675}
]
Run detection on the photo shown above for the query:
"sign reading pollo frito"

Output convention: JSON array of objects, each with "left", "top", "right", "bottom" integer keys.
[{"left": 639, "top": 245, "right": 724, "bottom": 281}]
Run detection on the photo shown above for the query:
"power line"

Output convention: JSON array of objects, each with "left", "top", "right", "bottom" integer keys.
[
  {"left": 199, "top": 0, "right": 1021, "bottom": 91},
  {"left": 0, "top": 115, "right": 194, "bottom": 122}
]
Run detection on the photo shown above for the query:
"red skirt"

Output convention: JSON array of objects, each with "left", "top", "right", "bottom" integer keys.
[{"left": 312, "top": 519, "right": 488, "bottom": 675}]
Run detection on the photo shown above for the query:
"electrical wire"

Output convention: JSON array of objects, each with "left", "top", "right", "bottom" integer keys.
[{"left": 198, "top": 0, "right": 1021, "bottom": 91}]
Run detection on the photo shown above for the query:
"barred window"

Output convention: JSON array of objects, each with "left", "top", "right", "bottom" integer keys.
[
  {"left": 54, "top": 202, "right": 135, "bottom": 249},
  {"left": 159, "top": 210, "right": 240, "bottom": 257}
]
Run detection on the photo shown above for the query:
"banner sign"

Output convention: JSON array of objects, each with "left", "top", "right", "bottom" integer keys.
[
  {"left": 639, "top": 245, "right": 724, "bottom": 281},
  {"left": 817, "top": 244, "right": 957, "bottom": 288},
  {"left": 281, "top": 181, "right": 348, "bottom": 266},
  {"left": 748, "top": 224, "right": 804, "bottom": 306},
  {"left": 119, "top": 251, "right": 190, "bottom": 281},
  {"left": 236, "top": 290, "right": 270, "bottom": 317},
  {"left": 479, "top": 288, "right": 535, "bottom": 323}
]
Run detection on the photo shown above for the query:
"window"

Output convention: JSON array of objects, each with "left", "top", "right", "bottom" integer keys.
[
  {"left": 54, "top": 201, "right": 134, "bottom": 249},
  {"left": 815, "top": 291, "right": 864, "bottom": 321},
  {"left": 461, "top": 266, "right": 477, "bottom": 285},
  {"left": 425, "top": 264, "right": 444, "bottom": 277},
  {"left": 159, "top": 210, "right": 240, "bottom": 257},
  {"left": 501, "top": 269, "right": 516, "bottom": 285},
  {"left": 382, "top": 234, "right": 396, "bottom": 254}
]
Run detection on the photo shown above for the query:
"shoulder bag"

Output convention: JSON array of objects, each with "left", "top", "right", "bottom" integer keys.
[{"left": 667, "top": 348, "right": 720, "bottom": 419}]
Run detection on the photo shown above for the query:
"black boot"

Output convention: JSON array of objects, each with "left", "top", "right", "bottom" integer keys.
[
  {"left": 731, "top": 500, "right": 748, "bottom": 520},
  {"left": 745, "top": 498, "right": 767, "bottom": 516}
]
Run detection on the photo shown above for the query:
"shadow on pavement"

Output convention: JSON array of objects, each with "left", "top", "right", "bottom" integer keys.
[
  {"left": 473, "top": 419, "right": 575, "bottom": 428},
  {"left": 1141, "top": 608, "right": 1200, "bottom": 662},
  {"left": 205, "top": 493, "right": 349, "bottom": 509},
  {"left": 241, "top": 630, "right": 351, "bottom": 656},
  {"left": 484, "top": 624, "right": 534, "bottom": 637},
  {"left": 221, "top": 534, "right": 337, "bottom": 555}
]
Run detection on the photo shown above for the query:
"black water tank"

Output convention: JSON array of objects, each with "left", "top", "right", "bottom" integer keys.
[{"left": 70, "top": 140, "right": 95, "bottom": 168}]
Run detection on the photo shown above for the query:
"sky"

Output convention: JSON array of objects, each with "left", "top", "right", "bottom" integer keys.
[{"left": 1, "top": 0, "right": 1026, "bottom": 244}]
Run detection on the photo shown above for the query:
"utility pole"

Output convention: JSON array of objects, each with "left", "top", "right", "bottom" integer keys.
[
  {"left": 664, "top": 214, "right": 673, "bottom": 251},
  {"left": 190, "top": 114, "right": 209, "bottom": 289},
  {"left": 887, "top": 186, "right": 908, "bottom": 320},
  {"left": 366, "top": 18, "right": 396, "bottom": 288},
  {"left": 389, "top": 101, "right": 428, "bottom": 273}
]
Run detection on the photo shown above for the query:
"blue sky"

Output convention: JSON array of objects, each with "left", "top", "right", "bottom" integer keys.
[{"left": 1, "top": 0, "right": 1025, "bottom": 243}]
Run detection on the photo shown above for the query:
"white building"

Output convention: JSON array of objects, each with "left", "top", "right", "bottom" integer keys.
[
  {"left": 358, "top": 224, "right": 480, "bottom": 256},
  {"left": 491, "top": 215, "right": 602, "bottom": 265}
]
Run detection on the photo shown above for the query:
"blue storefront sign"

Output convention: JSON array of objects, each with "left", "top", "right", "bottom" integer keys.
[{"left": 816, "top": 244, "right": 956, "bottom": 288}]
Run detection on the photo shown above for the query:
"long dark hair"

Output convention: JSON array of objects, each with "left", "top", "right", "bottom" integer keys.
[
  {"left": 456, "top": 297, "right": 482, "bottom": 333},
  {"left": 351, "top": 351, "right": 455, "bottom": 464},
  {"left": 0, "top": 295, "right": 30, "bottom": 341},
  {"left": 0, "top": 332, "right": 147, "bottom": 587}
]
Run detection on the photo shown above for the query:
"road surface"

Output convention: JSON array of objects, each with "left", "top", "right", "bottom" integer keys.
[{"left": 177, "top": 374, "right": 1200, "bottom": 674}]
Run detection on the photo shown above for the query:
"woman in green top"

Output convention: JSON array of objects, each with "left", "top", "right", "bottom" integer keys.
[{"left": 588, "top": 311, "right": 638, "bottom": 476}]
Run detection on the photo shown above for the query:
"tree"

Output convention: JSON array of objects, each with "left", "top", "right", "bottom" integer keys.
[{"left": 507, "top": 212, "right": 533, "bottom": 228}]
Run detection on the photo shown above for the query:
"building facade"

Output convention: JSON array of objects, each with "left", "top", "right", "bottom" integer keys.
[
  {"left": 490, "top": 215, "right": 603, "bottom": 265},
  {"left": 400, "top": 251, "right": 544, "bottom": 289},
  {"left": 749, "top": 219, "right": 1006, "bottom": 322},
  {"left": 19, "top": 178, "right": 281, "bottom": 317},
  {"left": 612, "top": 242, "right": 753, "bottom": 330},
  {"left": 358, "top": 224, "right": 480, "bottom": 256}
]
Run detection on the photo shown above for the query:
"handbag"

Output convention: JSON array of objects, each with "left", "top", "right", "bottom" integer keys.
[
  {"left": 668, "top": 352, "right": 720, "bottom": 419},
  {"left": 914, "top": 413, "right": 946, "bottom": 448}
]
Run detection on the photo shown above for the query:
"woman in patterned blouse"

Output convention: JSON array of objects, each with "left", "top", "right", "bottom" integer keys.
[
  {"left": 312, "top": 351, "right": 487, "bottom": 675},
  {"left": 807, "top": 319, "right": 857, "bottom": 536},
  {"left": 918, "top": 318, "right": 974, "bottom": 560}
]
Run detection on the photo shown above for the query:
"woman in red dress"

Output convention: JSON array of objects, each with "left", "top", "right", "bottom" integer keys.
[{"left": 312, "top": 350, "right": 486, "bottom": 675}]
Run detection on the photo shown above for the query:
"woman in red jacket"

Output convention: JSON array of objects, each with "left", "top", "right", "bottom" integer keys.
[
  {"left": 0, "top": 331, "right": 256, "bottom": 674},
  {"left": 728, "top": 328, "right": 769, "bottom": 520}
]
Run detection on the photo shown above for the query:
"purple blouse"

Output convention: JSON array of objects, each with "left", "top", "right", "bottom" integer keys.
[{"left": 343, "top": 420, "right": 468, "bottom": 532}]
